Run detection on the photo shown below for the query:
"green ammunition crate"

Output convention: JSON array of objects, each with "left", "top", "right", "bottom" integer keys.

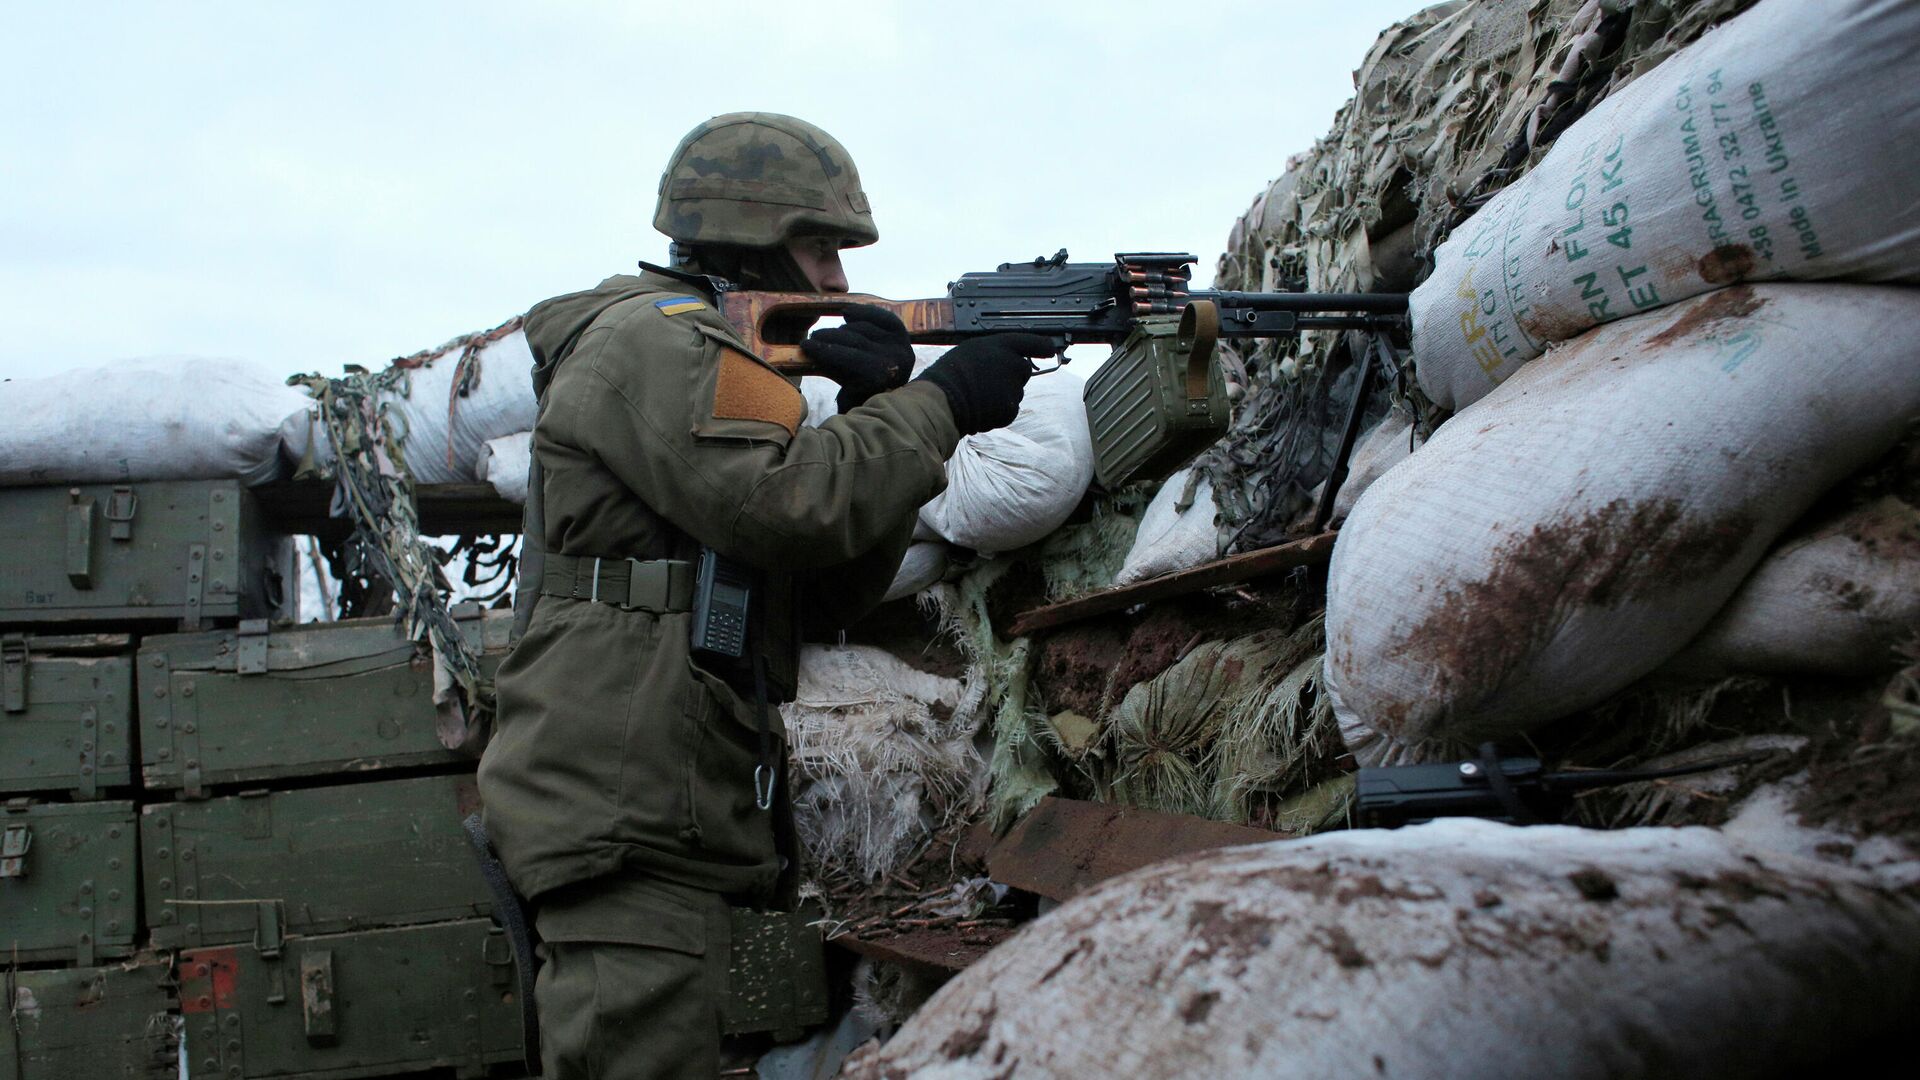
[
  {"left": 139, "top": 609, "right": 511, "bottom": 795},
  {"left": 178, "top": 918, "right": 526, "bottom": 1080},
  {"left": 143, "top": 775, "right": 492, "bottom": 950},
  {"left": 1, "top": 632, "right": 134, "bottom": 797},
  {"left": 0, "top": 479, "right": 295, "bottom": 629},
  {"left": 0, "top": 799, "right": 138, "bottom": 965},
  {"left": 1083, "top": 315, "right": 1231, "bottom": 489},
  {"left": 0, "top": 958, "right": 177, "bottom": 1080}
]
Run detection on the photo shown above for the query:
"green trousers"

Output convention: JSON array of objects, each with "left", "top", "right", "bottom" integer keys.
[{"left": 533, "top": 874, "right": 733, "bottom": 1080}]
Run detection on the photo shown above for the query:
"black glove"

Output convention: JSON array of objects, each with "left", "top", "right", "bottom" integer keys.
[
  {"left": 914, "top": 333, "right": 1056, "bottom": 436},
  {"left": 799, "top": 305, "right": 915, "bottom": 413}
]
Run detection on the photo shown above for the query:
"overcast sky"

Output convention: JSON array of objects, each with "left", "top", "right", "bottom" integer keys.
[{"left": 1, "top": 1, "right": 1432, "bottom": 383}]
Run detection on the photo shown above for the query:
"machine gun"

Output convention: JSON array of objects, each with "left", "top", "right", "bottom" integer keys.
[
  {"left": 1354, "top": 746, "right": 1767, "bottom": 829},
  {"left": 646, "top": 249, "right": 1409, "bottom": 374}
]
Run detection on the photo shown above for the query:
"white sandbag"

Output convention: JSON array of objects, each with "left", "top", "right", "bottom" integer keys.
[
  {"left": 801, "top": 345, "right": 1095, "bottom": 553},
  {"left": 917, "top": 369, "right": 1094, "bottom": 553},
  {"left": 1114, "top": 469, "right": 1216, "bottom": 585},
  {"left": 1666, "top": 495, "right": 1920, "bottom": 677},
  {"left": 281, "top": 320, "right": 535, "bottom": 485},
  {"left": 1412, "top": 0, "right": 1920, "bottom": 412},
  {"left": 1330, "top": 407, "right": 1425, "bottom": 523},
  {"left": 844, "top": 820, "right": 1920, "bottom": 1080},
  {"left": 798, "top": 374, "right": 841, "bottom": 428},
  {"left": 782, "top": 644, "right": 979, "bottom": 881},
  {"left": 882, "top": 541, "right": 950, "bottom": 603},
  {"left": 0, "top": 358, "right": 313, "bottom": 487},
  {"left": 1329, "top": 285, "right": 1920, "bottom": 764},
  {"left": 475, "top": 431, "right": 533, "bottom": 504}
]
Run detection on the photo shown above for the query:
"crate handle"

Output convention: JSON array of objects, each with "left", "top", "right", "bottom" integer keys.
[{"left": 66, "top": 491, "right": 100, "bottom": 590}]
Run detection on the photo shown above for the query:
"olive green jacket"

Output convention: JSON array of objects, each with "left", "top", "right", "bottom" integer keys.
[{"left": 477, "top": 272, "right": 960, "bottom": 901}]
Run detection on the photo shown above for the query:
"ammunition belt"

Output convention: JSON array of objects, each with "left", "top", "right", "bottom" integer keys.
[{"left": 540, "top": 554, "right": 694, "bottom": 614}]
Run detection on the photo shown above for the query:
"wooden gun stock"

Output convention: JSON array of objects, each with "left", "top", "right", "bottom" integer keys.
[{"left": 717, "top": 291, "right": 958, "bottom": 374}]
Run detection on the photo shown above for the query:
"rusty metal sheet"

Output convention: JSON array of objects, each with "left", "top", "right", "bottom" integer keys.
[
  {"left": 834, "top": 924, "right": 1017, "bottom": 977},
  {"left": 985, "top": 796, "right": 1283, "bottom": 902}
]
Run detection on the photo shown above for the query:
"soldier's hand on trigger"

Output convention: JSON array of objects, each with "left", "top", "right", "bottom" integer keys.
[
  {"left": 914, "top": 333, "right": 1055, "bottom": 435},
  {"left": 800, "top": 304, "right": 916, "bottom": 413}
]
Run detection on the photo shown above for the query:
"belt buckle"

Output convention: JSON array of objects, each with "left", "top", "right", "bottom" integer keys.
[
  {"left": 589, "top": 557, "right": 603, "bottom": 604},
  {"left": 623, "top": 558, "right": 653, "bottom": 612}
]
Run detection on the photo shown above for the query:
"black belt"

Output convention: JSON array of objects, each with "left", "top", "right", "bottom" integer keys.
[{"left": 540, "top": 554, "right": 694, "bottom": 613}]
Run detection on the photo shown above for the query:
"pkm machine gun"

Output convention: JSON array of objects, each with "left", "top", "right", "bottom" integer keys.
[{"left": 650, "top": 249, "right": 1408, "bottom": 372}]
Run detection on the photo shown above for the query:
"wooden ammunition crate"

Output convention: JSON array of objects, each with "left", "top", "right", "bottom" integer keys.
[
  {"left": 142, "top": 774, "right": 492, "bottom": 951},
  {"left": 178, "top": 918, "right": 526, "bottom": 1080},
  {"left": 0, "top": 958, "right": 177, "bottom": 1080},
  {"left": 1, "top": 632, "right": 134, "bottom": 798},
  {"left": 0, "top": 480, "right": 295, "bottom": 629},
  {"left": 138, "top": 609, "right": 511, "bottom": 795},
  {"left": 0, "top": 799, "right": 139, "bottom": 965}
]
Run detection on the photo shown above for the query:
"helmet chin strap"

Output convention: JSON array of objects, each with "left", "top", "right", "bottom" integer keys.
[{"left": 680, "top": 243, "right": 816, "bottom": 292}]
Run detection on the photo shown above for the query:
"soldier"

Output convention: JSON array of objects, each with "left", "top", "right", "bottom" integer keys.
[{"left": 476, "top": 112, "right": 1051, "bottom": 1078}]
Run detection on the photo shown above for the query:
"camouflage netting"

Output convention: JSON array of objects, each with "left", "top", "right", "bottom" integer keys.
[{"left": 1195, "top": 0, "right": 1758, "bottom": 553}]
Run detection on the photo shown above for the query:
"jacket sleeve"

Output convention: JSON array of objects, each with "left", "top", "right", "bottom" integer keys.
[
  {"left": 799, "top": 516, "right": 917, "bottom": 633},
  {"left": 542, "top": 302, "right": 960, "bottom": 572}
]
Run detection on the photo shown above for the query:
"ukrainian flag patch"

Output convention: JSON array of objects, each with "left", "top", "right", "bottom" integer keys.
[{"left": 654, "top": 296, "right": 706, "bottom": 316}]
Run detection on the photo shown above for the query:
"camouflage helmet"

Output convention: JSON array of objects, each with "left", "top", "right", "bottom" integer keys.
[{"left": 653, "top": 112, "right": 878, "bottom": 249}]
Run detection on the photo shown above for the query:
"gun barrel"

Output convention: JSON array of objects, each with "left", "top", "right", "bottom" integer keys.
[{"left": 1205, "top": 290, "right": 1410, "bottom": 314}]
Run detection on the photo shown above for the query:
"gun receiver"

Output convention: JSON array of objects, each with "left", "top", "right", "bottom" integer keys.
[{"left": 695, "top": 250, "right": 1408, "bottom": 374}]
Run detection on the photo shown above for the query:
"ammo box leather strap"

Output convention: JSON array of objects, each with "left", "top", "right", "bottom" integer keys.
[{"left": 540, "top": 554, "right": 694, "bottom": 614}]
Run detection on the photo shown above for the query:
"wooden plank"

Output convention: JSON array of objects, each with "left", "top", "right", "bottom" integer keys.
[
  {"left": 252, "top": 479, "right": 523, "bottom": 537},
  {"left": 985, "top": 796, "right": 1284, "bottom": 903},
  {"left": 1007, "top": 530, "right": 1338, "bottom": 637}
]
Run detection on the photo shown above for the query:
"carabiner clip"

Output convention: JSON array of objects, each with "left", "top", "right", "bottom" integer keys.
[{"left": 753, "top": 764, "right": 776, "bottom": 811}]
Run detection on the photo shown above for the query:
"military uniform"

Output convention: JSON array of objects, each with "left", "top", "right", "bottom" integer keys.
[
  {"left": 480, "top": 284, "right": 962, "bottom": 1077},
  {"left": 479, "top": 112, "right": 1043, "bottom": 1079}
]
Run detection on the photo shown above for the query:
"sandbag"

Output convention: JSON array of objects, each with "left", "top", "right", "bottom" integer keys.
[
  {"left": 0, "top": 358, "right": 313, "bottom": 487},
  {"left": 844, "top": 820, "right": 1920, "bottom": 1079},
  {"left": 1114, "top": 469, "right": 1217, "bottom": 586},
  {"left": 802, "top": 346, "right": 1095, "bottom": 553},
  {"left": 281, "top": 320, "right": 535, "bottom": 485},
  {"left": 917, "top": 368, "right": 1094, "bottom": 553},
  {"left": 1329, "top": 285, "right": 1920, "bottom": 764},
  {"left": 1412, "top": 0, "right": 1920, "bottom": 412},
  {"left": 1666, "top": 495, "right": 1920, "bottom": 677},
  {"left": 781, "top": 644, "right": 979, "bottom": 881},
  {"left": 475, "top": 431, "right": 532, "bottom": 504},
  {"left": 882, "top": 541, "right": 950, "bottom": 603},
  {"left": 1329, "top": 407, "right": 1425, "bottom": 524}
]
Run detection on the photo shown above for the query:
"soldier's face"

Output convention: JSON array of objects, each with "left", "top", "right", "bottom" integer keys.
[{"left": 787, "top": 236, "right": 849, "bottom": 293}]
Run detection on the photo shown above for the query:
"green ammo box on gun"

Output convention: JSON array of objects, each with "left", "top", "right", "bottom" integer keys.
[{"left": 1082, "top": 312, "right": 1232, "bottom": 489}]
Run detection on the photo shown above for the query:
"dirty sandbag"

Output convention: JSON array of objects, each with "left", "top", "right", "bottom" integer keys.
[
  {"left": 282, "top": 317, "right": 534, "bottom": 485},
  {"left": 1327, "top": 406, "right": 1426, "bottom": 525},
  {"left": 1412, "top": 0, "right": 1920, "bottom": 412},
  {"left": 475, "top": 431, "right": 532, "bottom": 504},
  {"left": 1114, "top": 469, "right": 1217, "bottom": 586},
  {"left": 843, "top": 819, "right": 1920, "bottom": 1080},
  {"left": 0, "top": 357, "right": 313, "bottom": 487},
  {"left": 882, "top": 541, "right": 949, "bottom": 603},
  {"left": 781, "top": 644, "right": 983, "bottom": 881},
  {"left": 1665, "top": 495, "right": 1920, "bottom": 678},
  {"left": 1328, "top": 285, "right": 1920, "bottom": 766}
]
